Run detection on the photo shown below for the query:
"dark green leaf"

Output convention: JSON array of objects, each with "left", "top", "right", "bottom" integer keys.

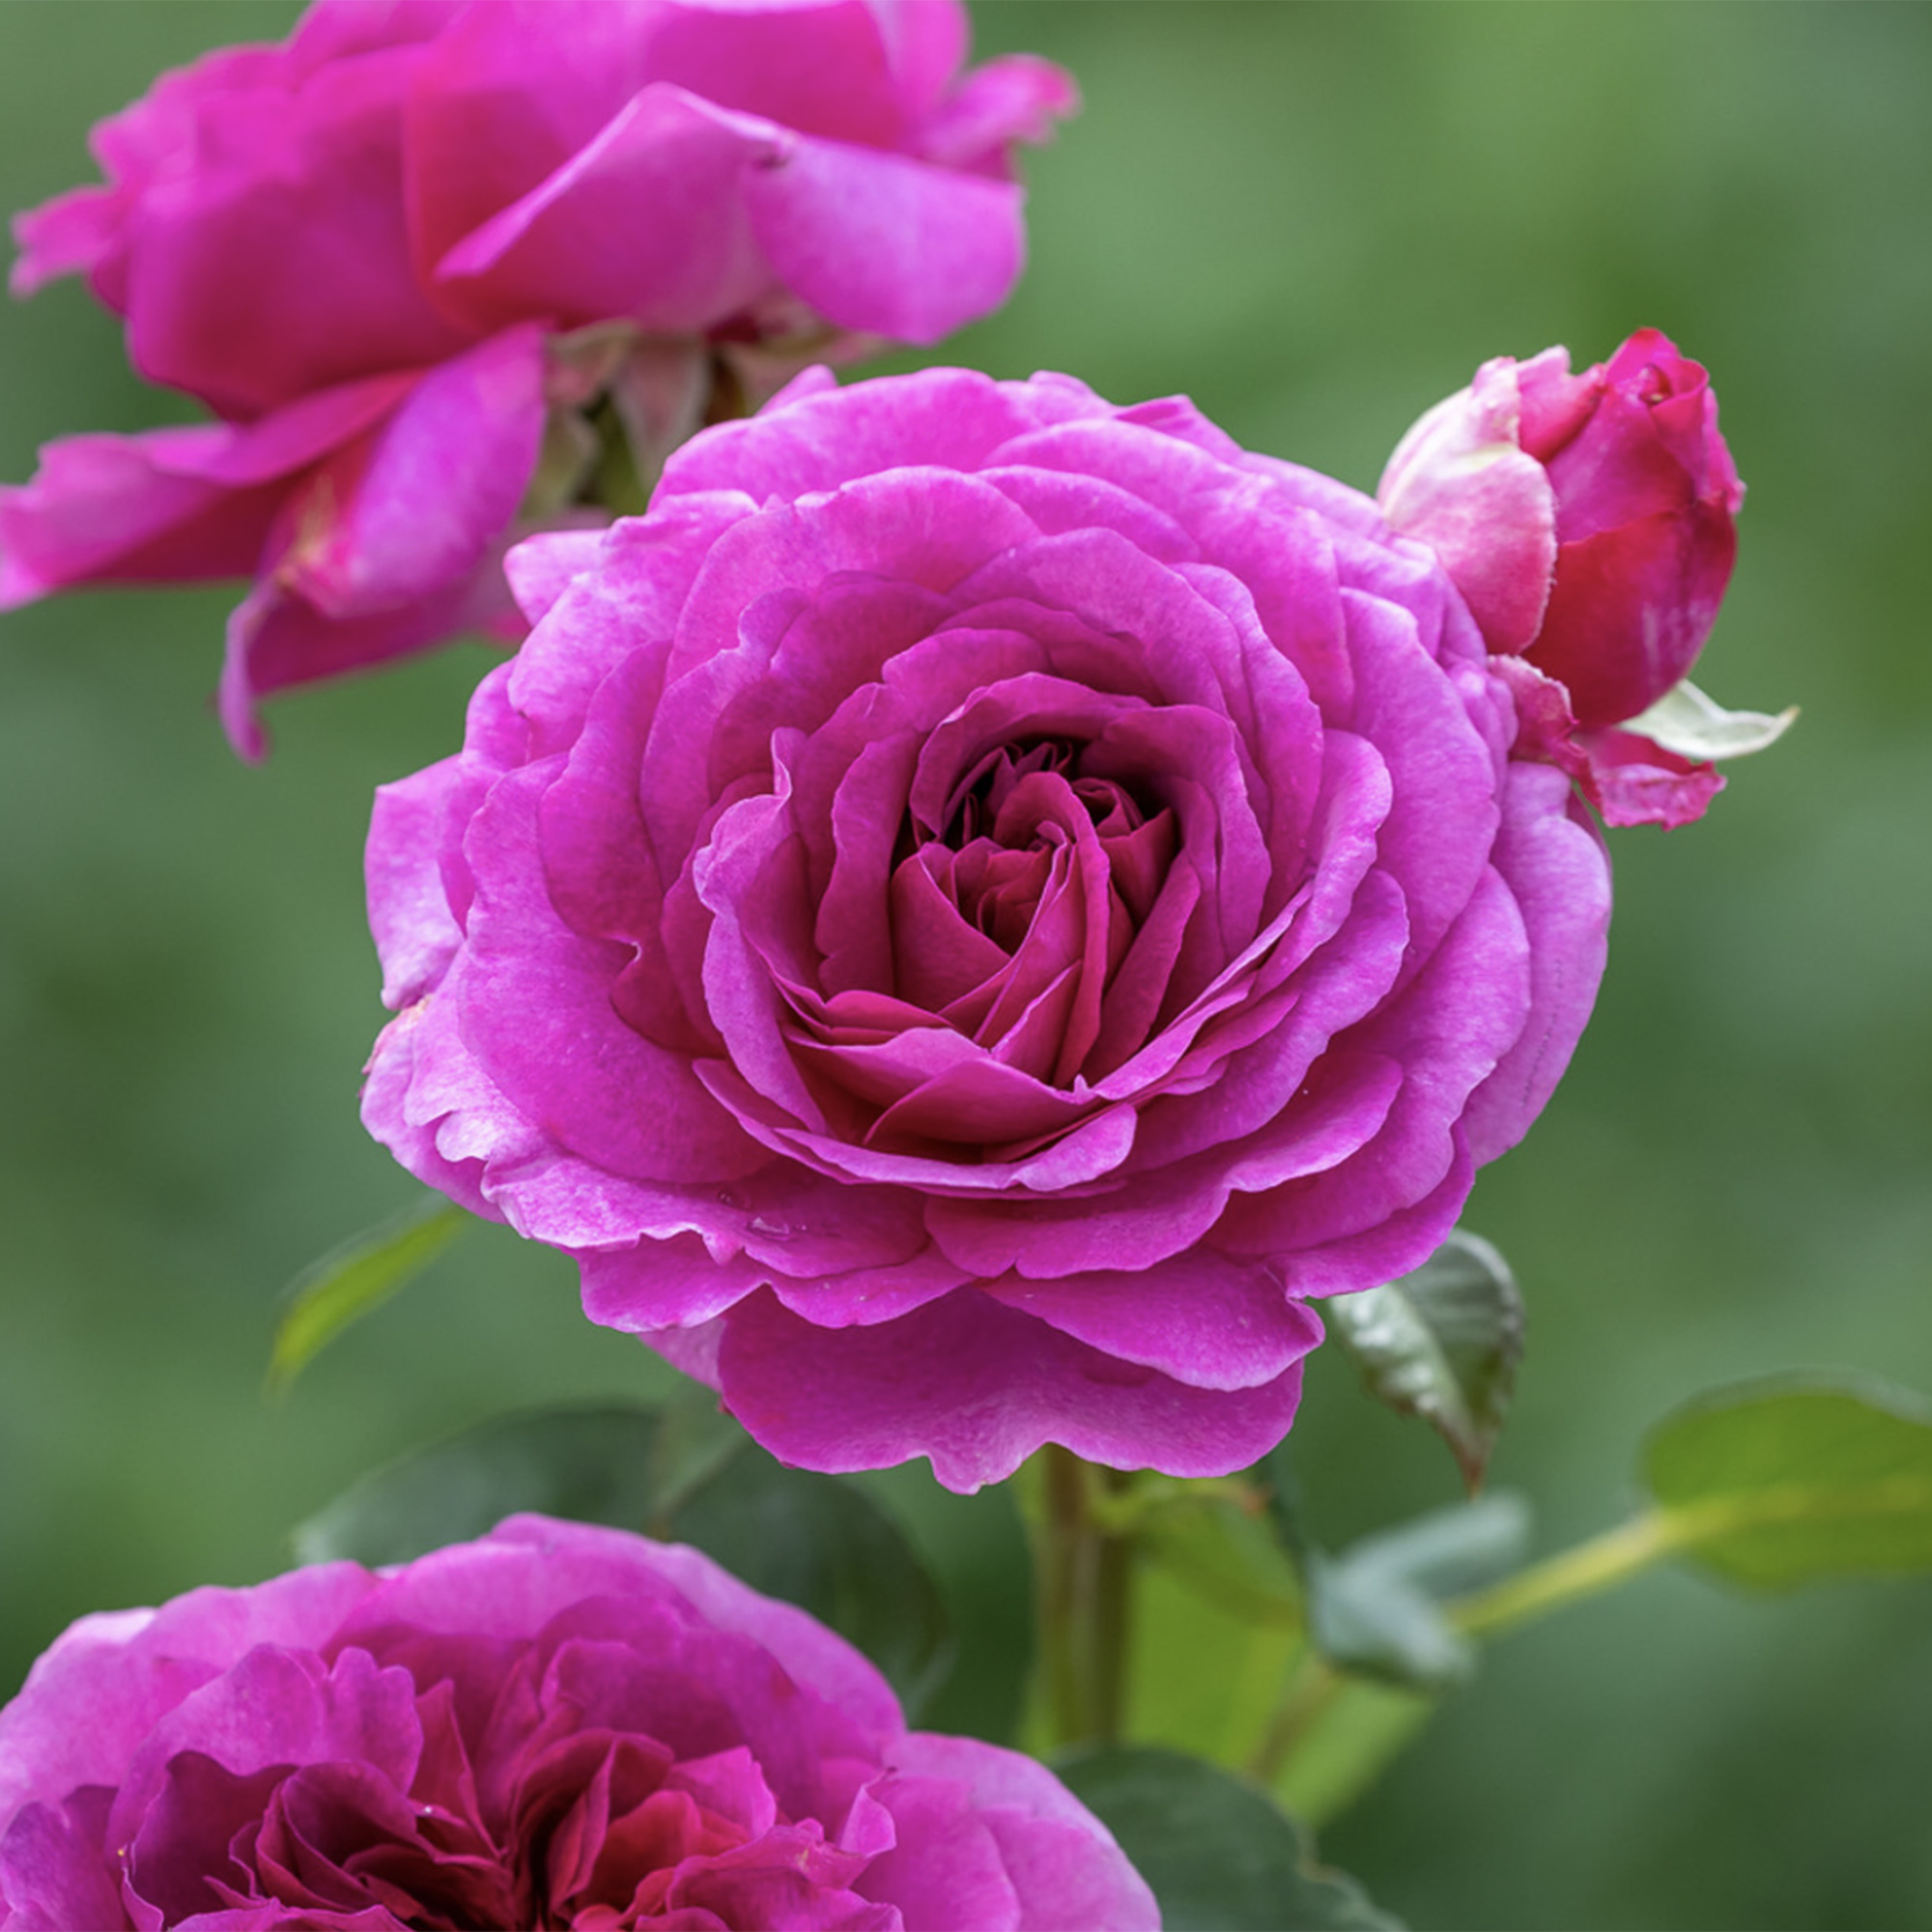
[
  {"left": 267, "top": 1196, "right": 468, "bottom": 1394},
  {"left": 1325, "top": 1228, "right": 1524, "bottom": 1490},
  {"left": 1309, "top": 1494, "right": 1530, "bottom": 1690},
  {"left": 292, "top": 1405, "right": 661, "bottom": 1567},
  {"left": 1644, "top": 1376, "right": 1932, "bottom": 1588},
  {"left": 1257, "top": 1440, "right": 1314, "bottom": 1564},
  {"left": 643, "top": 1381, "right": 752, "bottom": 1527},
  {"left": 1055, "top": 1746, "right": 1401, "bottom": 1930},
  {"left": 669, "top": 1452, "right": 952, "bottom": 1719},
  {"left": 853, "top": 1465, "right": 1034, "bottom": 1745}
]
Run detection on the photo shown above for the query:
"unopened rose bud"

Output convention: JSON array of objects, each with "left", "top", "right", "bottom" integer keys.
[
  {"left": 1381, "top": 330, "right": 1782, "bottom": 829},
  {"left": 1518, "top": 328, "right": 1744, "bottom": 725},
  {"left": 1381, "top": 328, "right": 1742, "bottom": 724}
]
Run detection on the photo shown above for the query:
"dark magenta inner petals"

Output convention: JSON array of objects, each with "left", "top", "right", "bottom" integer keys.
[
  {"left": 736, "top": 667, "right": 1298, "bottom": 1166},
  {"left": 111, "top": 1638, "right": 863, "bottom": 1932},
  {"left": 940, "top": 735, "right": 1150, "bottom": 851}
]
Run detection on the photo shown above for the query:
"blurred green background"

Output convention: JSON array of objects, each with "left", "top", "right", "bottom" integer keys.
[{"left": 3, "top": 3, "right": 1929, "bottom": 1925}]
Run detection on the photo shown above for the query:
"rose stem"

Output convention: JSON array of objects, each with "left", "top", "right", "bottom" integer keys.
[
  {"left": 1038, "top": 1445, "right": 1136, "bottom": 1748},
  {"left": 1248, "top": 1511, "right": 1693, "bottom": 1784}
]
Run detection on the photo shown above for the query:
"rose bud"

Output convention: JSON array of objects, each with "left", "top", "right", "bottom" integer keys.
[
  {"left": 1, "top": 0, "right": 1077, "bottom": 756},
  {"left": 1380, "top": 329, "right": 1789, "bottom": 829},
  {"left": 0, "top": 1516, "right": 1158, "bottom": 1930}
]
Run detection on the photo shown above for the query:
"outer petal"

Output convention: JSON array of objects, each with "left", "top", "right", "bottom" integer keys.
[
  {"left": 0, "top": 373, "right": 412, "bottom": 606},
  {"left": 359, "top": 1000, "right": 506, "bottom": 1224},
  {"left": 0, "top": 1568, "right": 375, "bottom": 1823},
  {"left": 457, "top": 765, "right": 768, "bottom": 1184},
  {"left": 9, "top": 42, "right": 298, "bottom": 302},
  {"left": 714, "top": 1287, "right": 1310, "bottom": 1492},
  {"left": 367, "top": 760, "right": 473, "bottom": 1007},
  {"left": 1527, "top": 504, "right": 1737, "bottom": 725},
  {"left": 745, "top": 131, "right": 1026, "bottom": 344},
  {"left": 387, "top": 1517, "right": 906, "bottom": 1744},
  {"left": 1462, "top": 761, "right": 1611, "bottom": 1162},
  {"left": 1575, "top": 724, "right": 1726, "bottom": 828},
  {"left": 120, "top": 45, "right": 472, "bottom": 414},
  {"left": 657, "top": 366, "right": 1101, "bottom": 506},
  {"left": 1377, "top": 351, "right": 1560, "bottom": 655},
  {"left": 875, "top": 1734, "right": 1158, "bottom": 1932},
  {"left": 918, "top": 54, "right": 1081, "bottom": 171},
  {"left": 429, "top": 85, "right": 776, "bottom": 334},
  {"left": 0, "top": 1790, "right": 125, "bottom": 1932},
  {"left": 217, "top": 532, "right": 528, "bottom": 760},
  {"left": 270, "top": 325, "right": 549, "bottom": 621},
  {"left": 983, "top": 1249, "right": 1321, "bottom": 1392}
]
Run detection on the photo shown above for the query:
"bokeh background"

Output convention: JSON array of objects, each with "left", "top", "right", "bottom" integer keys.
[{"left": 4, "top": 4, "right": 1930, "bottom": 1925}]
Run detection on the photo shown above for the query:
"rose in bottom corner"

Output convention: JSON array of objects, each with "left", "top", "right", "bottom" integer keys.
[
  {"left": 0, "top": 1516, "right": 1157, "bottom": 1931},
  {"left": 361, "top": 365, "right": 1613, "bottom": 1492}
]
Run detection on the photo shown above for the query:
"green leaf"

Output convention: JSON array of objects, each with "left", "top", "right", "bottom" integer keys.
[
  {"left": 852, "top": 1465, "right": 1035, "bottom": 1745},
  {"left": 667, "top": 1451, "right": 953, "bottom": 1719},
  {"left": 1644, "top": 1376, "right": 1932, "bottom": 1588},
  {"left": 267, "top": 1196, "right": 467, "bottom": 1395},
  {"left": 292, "top": 1397, "right": 952, "bottom": 1716},
  {"left": 643, "top": 1381, "right": 752, "bottom": 1527},
  {"left": 1309, "top": 1494, "right": 1531, "bottom": 1690},
  {"left": 1623, "top": 676, "right": 1799, "bottom": 761},
  {"left": 1055, "top": 1746, "right": 1401, "bottom": 1930},
  {"left": 1325, "top": 1228, "right": 1524, "bottom": 1490},
  {"left": 292, "top": 1404, "right": 662, "bottom": 1567}
]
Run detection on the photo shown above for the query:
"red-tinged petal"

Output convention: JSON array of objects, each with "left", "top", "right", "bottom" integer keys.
[
  {"left": 1528, "top": 503, "right": 1737, "bottom": 726},
  {"left": 1576, "top": 724, "right": 1726, "bottom": 829}
]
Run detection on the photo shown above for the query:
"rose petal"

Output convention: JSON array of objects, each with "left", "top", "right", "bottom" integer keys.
[{"left": 714, "top": 1287, "right": 1310, "bottom": 1492}]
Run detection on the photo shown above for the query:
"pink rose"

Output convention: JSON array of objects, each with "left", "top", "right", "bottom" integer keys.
[
  {"left": 360, "top": 366, "right": 1612, "bottom": 1491},
  {"left": 1, "top": 0, "right": 1074, "bottom": 755},
  {"left": 1379, "top": 328, "right": 1765, "bottom": 828},
  {"left": 0, "top": 1515, "right": 1156, "bottom": 1931}
]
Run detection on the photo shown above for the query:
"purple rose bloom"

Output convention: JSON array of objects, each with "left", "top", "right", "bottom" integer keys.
[
  {"left": 0, "top": 1516, "right": 1156, "bottom": 1931},
  {"left": 362, "top": 366, "right": 1612, "bottom": 1491},
  {"left": 1, "top": 0, "right": 1074, "bottom": 754}
]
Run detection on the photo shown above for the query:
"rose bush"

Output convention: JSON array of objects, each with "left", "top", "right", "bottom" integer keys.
[
  {"left": 1379, "top": 328, "right": 1759, "bottom": 828},
  {"left": 1, "top": 0, "right": 1073, "bottom": 754},
  {"left": 0, "top": 1515, "right": 1156, "bottom": 1930},
  {"left": 362, "top": 365, "right": 1613, "bottom": 1491}
]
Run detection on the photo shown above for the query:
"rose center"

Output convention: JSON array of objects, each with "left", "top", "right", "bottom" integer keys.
[{"left": 918, "top": 737, "right": 1159, "bottom": 951}]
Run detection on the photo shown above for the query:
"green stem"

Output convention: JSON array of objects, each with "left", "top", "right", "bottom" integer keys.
[
  {"left": 1446, "top": 1509, "right": 1687, "bottom": 1638},
  {"left": 1037, "top": 1447, "right": 1136, "bottom": 1747},
  {"left": 1249, "top": 1509, "right": 1696, "bottom": 1804}
]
